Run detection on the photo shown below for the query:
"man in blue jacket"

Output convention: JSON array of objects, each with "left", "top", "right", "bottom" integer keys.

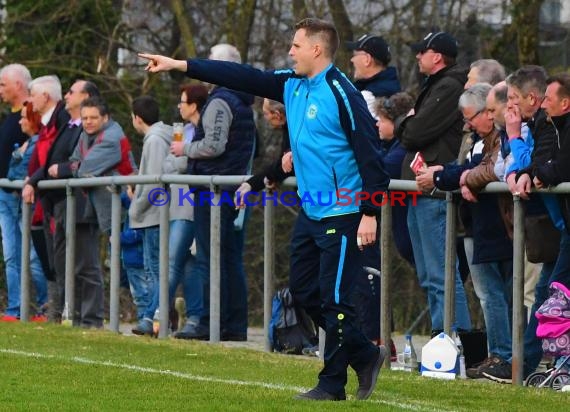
[{"left": 140, "top": 17, "right": 390, "bottom": 401}]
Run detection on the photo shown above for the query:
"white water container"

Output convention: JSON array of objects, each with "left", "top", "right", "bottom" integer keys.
[{"left": 420, "top": 333, "right": 459, "bottom": 379}]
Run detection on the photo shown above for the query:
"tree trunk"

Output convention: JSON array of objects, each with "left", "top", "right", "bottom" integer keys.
[
  {"left": 225, "top": 0, "right": 257, "bottom": 62},
  {"left": 292, "top": 0, "right": 308, "bottom": 23},
  {"left": 171, "top": 0, "right": 196, "bottom": 57},
  {"left": 327, "top": 0, "right": 353, "bottom": 73},
  {"left": 511, "top": 0, "right": 544, "bottom": 65}
]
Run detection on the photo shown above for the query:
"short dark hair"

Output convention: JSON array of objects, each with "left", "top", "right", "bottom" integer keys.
[
  {"left": 180, "top": 84, "right": 209, "bottom": 112},
  {"left": 294, "top": 18, "right": 339, "bottom": 58},
  {"left": 442, "top": 55, "right": 456, "bottom": 67},
  {"left": 546, "top": 73, "right": 570, "bottom": 99},
  {"left": 80, "top": 96, "right": 109, "bottom": 117},
  {"left": 506, "top": 65, "right": 547, "bottom": 98},
  {"left": 132, "top": 95, "right": 160, "bottom": 125},
  {"left": 81, "top": 80, "right": 100, "bottom": 98}
]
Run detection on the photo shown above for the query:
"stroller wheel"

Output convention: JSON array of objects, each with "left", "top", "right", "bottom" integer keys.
[
  {"left": 526, "top": 372, "right": 548, "bottom": 387},
  {"left": 550, "top": 373, "right": 570, "bottom": 391}
]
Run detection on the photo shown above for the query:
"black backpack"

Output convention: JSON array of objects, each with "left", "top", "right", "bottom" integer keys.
[{"left": 269, "top": 288, "right": 317, "bottom": 355}]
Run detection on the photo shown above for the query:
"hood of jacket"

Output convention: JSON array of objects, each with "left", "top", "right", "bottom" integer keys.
[{"left": 144, "top": 121, "right": 172, "bottom": 145}]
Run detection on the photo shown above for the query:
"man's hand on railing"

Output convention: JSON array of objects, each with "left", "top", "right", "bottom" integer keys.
[
  {"left": 506, "top": 173, "right": 518, "bottom": 195},
  {"left": 533, "top": 176, "right": 544, "bottom": 189},
  {"left": 281, "top": 152, "right": 293, "bottom": 173},
  {"left": 415, "top": 165, "right": 442, "bottom": 192},
  {"left": 22, "top": 183, "right": 35, "bottom": 204},
  {"left": 460, "top": 184, "right": 478, "bottom": 203},
  {"left": 235, "top": 182, "right": 252, "bottom": 209},
  {"left": 48, "top": 164, "right": 58, "bottom": 178},
  {"left": 515, "top": 173, "right": 532, "bottom": 200}
]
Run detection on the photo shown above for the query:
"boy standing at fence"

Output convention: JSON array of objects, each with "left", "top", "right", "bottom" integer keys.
[{"left": 129, "top": 96, "right": 173, "bottom": 336}]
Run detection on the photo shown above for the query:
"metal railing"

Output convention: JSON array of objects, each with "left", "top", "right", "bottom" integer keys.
[{"left": 4, "top": 175, "right": 570, "bottom": 386}]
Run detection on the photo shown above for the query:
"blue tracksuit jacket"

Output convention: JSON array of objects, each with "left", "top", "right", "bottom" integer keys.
[{"left": 185, "top": 59, "right": 390, "bottom": 220}]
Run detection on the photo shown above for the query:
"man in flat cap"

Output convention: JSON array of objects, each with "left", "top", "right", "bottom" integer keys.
[{"left": 396, "top": 31, "right": 472, "bottom": 335}]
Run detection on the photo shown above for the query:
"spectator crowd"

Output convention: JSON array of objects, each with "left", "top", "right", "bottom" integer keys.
[{"left": 1, "top": 17, "right": 569, "bottom": 400}]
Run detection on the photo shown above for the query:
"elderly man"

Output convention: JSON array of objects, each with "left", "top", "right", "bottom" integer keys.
[
  {"left": 418, "top": 84, "right": 514, "bottom": 378},
  {"left": 0, "top": 64, "right": 33, "bottom": 322}
]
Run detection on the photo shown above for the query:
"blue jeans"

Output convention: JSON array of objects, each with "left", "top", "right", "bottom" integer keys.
[
  {"left": 519, "top": 230, "right": 570, "bottom": 374},
  {"left": 168, "top": 219, "right": 201, "bottom": 322},
  {"left": 407, "top": 196, "right": 472, "bottom": 331},
  {"left": 28, "top": 234, "right": 48, "bottom": 309},
  {"left": 124, "top": 265, "right": 150, "bottom": 321},
  {"left": 193, "top": 193, "right": 248, "bottom": 335},
  {"left": 141, "top": 226, "right": 160, "bottom": 320},
  {"left": 0, "top": 191, "right": 22, "bottom": 316},
  {"left": 464, "top": 237, "right": 513, "bottom": 360}
]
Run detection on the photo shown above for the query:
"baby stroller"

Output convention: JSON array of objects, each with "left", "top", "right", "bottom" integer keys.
[{"left": 526, "top": 282, "right": 570, "bottom": 390}]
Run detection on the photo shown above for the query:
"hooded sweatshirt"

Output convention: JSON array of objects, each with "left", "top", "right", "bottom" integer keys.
[{"left": 129, "top": 121, "right": 173, "bottom": 228}]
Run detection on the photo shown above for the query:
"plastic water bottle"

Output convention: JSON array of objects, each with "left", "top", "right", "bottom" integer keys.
[
  {"left": 452, "top": 327, "right": 467, "bottom": 379},
  {"left": 403, "top": 334, "right": 418, "bottom": 372},
  {"left": 62, "top": 302, "right": 72, "bottom": 327}
]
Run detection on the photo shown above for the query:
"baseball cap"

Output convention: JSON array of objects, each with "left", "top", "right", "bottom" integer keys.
[
  {"left": 410, "top": 31, "right": 458, "bottom": 58},
  {"left": 346, "top": 34, "right": 391, "bottom": 65}
]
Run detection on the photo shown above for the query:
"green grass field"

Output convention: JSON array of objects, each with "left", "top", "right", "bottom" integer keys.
[{"left": 0, "top": 323, "right": 565, "bottom": 411}]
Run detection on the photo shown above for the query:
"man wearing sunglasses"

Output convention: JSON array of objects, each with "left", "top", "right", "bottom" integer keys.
[
  {"left": 346, "top": 34, "right": 401, "bottom": 118},
  {"left": 396, "top": 31, "right": 472, "bottom": 336}
]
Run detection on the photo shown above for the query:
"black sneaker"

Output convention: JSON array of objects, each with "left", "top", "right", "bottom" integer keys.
[
  {"left": 221, "top": 331, "right": 247, "bottom": 341},
  {"left": 174, "top": 323, "right": 209, "bottom": 340},
  {"left": 294, "top": 387, "right": 346, "bottom": 401},
  {"left": 173, "top": 321, "right": 199, "bottom": 340},
  {"left": 481, "top": 358, "right": 512, "bottom": 383},
  {"left": 466, "top": 356, "right": 498, "bottom": 379},
  {"left": 355, "top": 345, "right": 386, "bottom": 400}
]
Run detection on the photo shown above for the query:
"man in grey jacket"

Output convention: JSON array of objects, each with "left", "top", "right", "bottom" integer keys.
[
  {"left": 129, "top": 95, "right": 173, "bottom": 336},
  {"left": 67, "top": 96, "right": 127, "bottom": 327}
]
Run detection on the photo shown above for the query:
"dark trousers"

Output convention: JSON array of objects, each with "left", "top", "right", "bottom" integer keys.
[
  {"left": 194, "top": 192, "right": 248, "bottom": 335},
  {"left": 289, "top": 210, "right": 377, "bottom": 396},
  {"left": 53, "top": 200, "right": 104, "bottom": 327}
]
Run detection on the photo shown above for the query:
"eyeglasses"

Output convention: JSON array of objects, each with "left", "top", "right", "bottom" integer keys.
[
  {"left": 463, "top": 109, "right": 482, "bottom": 124},
  {"left": 178, "top": 100, "right": 188, "bottom": 105}
]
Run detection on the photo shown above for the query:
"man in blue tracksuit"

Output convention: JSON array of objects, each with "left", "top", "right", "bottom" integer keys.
[{"left": 140, "top": 18, "right": 390, "bottom": 401}]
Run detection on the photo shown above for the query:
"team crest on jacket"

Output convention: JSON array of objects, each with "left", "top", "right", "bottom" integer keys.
[{"left": 307, "top": 104, "right": 318, "bottom": 119}]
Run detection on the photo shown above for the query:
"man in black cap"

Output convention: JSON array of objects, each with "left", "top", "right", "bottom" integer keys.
[
  {"left": 347, "top": 34, "right": 401, "bottom": 118},
  {"left": 395, "top": 31, "right": 472, "bottom": 335}
]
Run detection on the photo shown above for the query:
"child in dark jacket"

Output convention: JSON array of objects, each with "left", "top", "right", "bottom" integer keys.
[{"left": 120, "top": 190, "right": 149, "bottom": 321}]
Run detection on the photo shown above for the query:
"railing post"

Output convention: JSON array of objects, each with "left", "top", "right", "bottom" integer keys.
[
  {"left": 263, "top": 188, "right": 275, "bottom": 352},
  {"left": 380, "top": 197, "right": 392, "bottom": 368},
  {"left": 64, "top": 184, "right": 77, "bottom": 322},
  {"left": 109, "top": 185, "right": 122, "bottom": 332},
  {"left": 158, "top": 183, "right": 170, "bottom": 339},
  {"left": 511, "top": 194, "right": 526, "bottom": 385},
  {"left": 210, "top": 183, "right": 221, "bottom": 343},
  {"left": 20, "top": 199, "right": 32, "bottom": 322},
  {"left": 444, "top": 192, "right": 458, "bottom": 335}
]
